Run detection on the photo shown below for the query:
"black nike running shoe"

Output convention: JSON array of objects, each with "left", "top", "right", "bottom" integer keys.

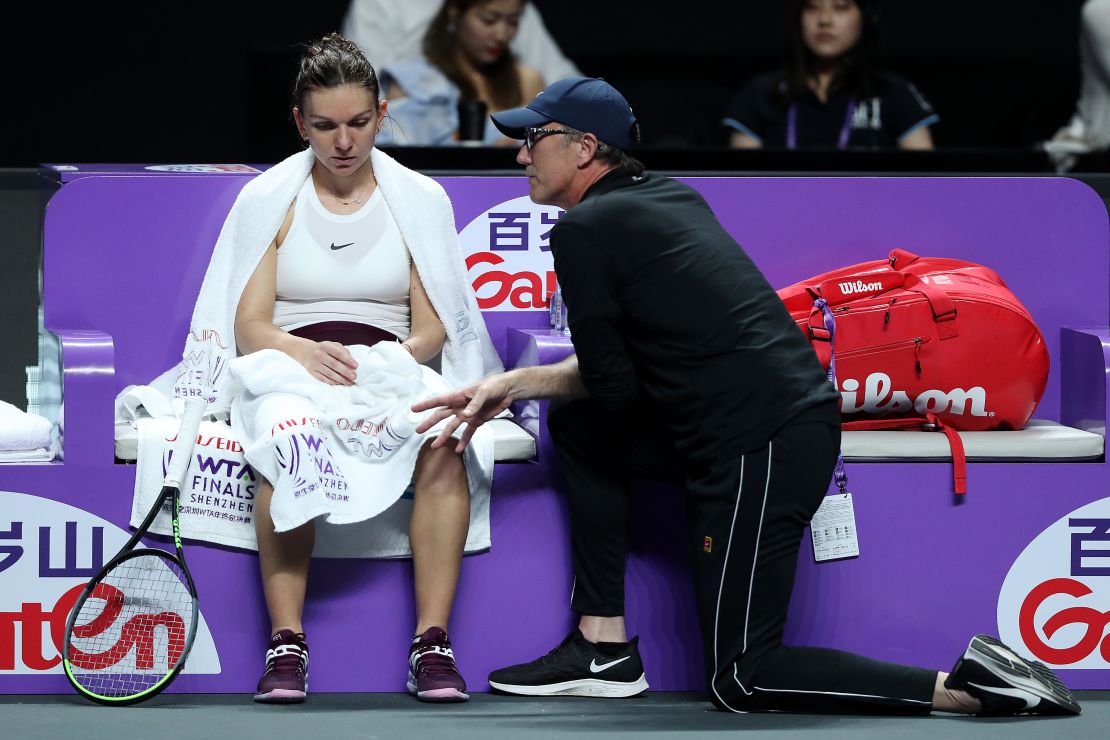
[
  {"left": 488, "top": 630, "right": 649, "bottom": 697},
  {"left": 944, "top": 634, "right": 1081, "bottom": 716}
]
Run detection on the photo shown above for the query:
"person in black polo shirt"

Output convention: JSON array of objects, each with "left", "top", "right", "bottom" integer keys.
[
  {"left": 413, "top": 77, "right": 1079, "bottom": 717},
  {"left": 724, "top": 0, "right": 938, "bottom": 150}
]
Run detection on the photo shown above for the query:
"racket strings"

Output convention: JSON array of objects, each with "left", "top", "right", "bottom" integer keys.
[{"left": 67, "top": 553, "right": 195, "bottom": 698}]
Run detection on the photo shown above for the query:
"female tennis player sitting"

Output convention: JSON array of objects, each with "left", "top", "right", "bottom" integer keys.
[{"left": 231, "top": 32, "right": 500, "bottom": 704}]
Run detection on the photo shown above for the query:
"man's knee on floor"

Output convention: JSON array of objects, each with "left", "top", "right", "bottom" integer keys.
[
  {"left": 704, "top": 648, "right": 774, "bottom": 713},
  {"left": 707, "top": 675, "right": 766, "bottom": 713}
]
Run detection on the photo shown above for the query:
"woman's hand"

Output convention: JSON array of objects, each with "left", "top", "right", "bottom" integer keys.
[{"left": 295, "top": 340, "right": 359, "bottom": 386}]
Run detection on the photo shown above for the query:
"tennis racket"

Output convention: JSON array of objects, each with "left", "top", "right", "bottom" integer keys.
[{"left": 63, "top": 397, "right": 207, "bottom": 705}]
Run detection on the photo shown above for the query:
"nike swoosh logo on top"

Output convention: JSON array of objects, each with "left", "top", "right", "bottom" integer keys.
[
  {"left": 330, "top": 242, "right": 355, "bottom": 251},
  {"left": 967, "top": 682, "right": 1038, "bottom": 710},
  {"left": 589, "top": 656, "right": 631, "bottom": 673}
]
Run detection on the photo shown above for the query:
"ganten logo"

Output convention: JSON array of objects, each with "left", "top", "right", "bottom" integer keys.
[{"left": 998, "top": 500, "right": 1110, "bottom": 668}]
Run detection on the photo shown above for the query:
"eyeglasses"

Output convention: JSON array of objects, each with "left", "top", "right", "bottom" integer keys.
[{"left": 524, "top": 127, "right": 575, "bottom": 151}]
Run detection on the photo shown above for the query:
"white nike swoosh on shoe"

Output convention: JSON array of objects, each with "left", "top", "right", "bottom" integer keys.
[
  {"left": 590, "top": 656, "right": 631, "bottom": 673},
  {"left": 968, "top": 682, "right": 1038, "bottom": 710}
]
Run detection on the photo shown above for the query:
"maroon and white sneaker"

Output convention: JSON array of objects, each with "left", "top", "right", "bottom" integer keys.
[
  {"left": 254, "top": 629, "right": 309, "bottom": 703},
  {"left": 407, "top": 626, "right": 469, "bottom": 702}
]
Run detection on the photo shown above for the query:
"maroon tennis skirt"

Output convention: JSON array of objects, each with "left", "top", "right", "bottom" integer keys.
[{"left": 287, "top": 321, "right": 397, "bottom": 346}]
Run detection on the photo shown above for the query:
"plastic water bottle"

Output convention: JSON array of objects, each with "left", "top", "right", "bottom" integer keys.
[{"left": 549, "top": 285, "right": 568, "bottom": 334}]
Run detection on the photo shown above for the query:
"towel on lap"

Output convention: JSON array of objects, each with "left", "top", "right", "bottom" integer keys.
[
  {"left": 229, "top": 342, "right": 485, "bottom": 533},
  {"left": 125, "top": 364, "right": 494, "bottom": 557}
]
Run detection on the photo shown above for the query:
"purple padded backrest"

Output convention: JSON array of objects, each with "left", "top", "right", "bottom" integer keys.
[
  {"left": 43, "top": 173, "right": 1110, "bottom": 421},
  {"left": 44, "top": 175, "right": 255, "bottom": 390}
]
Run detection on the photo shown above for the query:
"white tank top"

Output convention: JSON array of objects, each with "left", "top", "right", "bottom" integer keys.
[{"left": 273, "top": 175, "right": 411, "bottom": 337}]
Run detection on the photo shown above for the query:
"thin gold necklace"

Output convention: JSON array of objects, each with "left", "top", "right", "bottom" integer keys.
[{"left": 317, "top": 173, "right": 374, "bottom": 206}]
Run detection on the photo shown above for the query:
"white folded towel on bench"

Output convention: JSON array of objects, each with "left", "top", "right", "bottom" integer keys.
[
  {"left": 0, "top": 400, "right": 57, "bottom": 461},
  {"left": 0, "top": 445, "right": 57, "bottom": 463}
]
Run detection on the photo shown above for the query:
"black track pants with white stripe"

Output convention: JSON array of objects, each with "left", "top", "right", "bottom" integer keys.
[{"left": 548, "top": 399, "right": 936, "bottom": 715}]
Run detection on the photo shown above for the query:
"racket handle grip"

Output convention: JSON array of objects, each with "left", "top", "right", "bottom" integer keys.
[{"left": 165, "top": 398, "right": 207, "bottom": 488}]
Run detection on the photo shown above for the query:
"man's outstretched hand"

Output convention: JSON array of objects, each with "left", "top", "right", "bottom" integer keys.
[{"left": 412, "top": 372, "right": 516, "bottom": 453}]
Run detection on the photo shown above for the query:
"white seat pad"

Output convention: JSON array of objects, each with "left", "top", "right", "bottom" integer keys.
[
  {"left": 117, "top": 418, "right": 1100, "bottom": 464},
  {"left": 842, "top": 419, "right": 1104, "bottom": 461}
]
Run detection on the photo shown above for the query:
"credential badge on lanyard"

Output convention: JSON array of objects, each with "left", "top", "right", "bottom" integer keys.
[{"left": 809, "top": 298, "right": 860, "bottom": 562}]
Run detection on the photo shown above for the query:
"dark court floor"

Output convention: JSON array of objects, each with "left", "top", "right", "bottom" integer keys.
[{"left": 2, "top": 691, "right": 1108, "bottom": 740}]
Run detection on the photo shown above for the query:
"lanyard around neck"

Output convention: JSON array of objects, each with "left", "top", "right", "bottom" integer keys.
[{"left": 787, "top": 98, "right": 857, "bottom": 150}]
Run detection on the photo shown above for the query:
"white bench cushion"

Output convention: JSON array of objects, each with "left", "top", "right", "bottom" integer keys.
[
  {"left": 842, "top": 419, "right": 1104, "bottom": 462},
  {"left": 115, "top": 418, "right": 1101, "bottom": 464},
  {"left": 115, "top": 417, "right": 536, "bottom": 463}
]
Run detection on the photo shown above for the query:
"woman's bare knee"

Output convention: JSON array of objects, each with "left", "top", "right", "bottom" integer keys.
[{"left": 413, "top": 442, "right": 467, "bottom": 495}]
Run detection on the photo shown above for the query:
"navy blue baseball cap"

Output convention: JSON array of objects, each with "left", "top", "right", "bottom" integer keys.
[{"left": 491, "top": 77, "right": 640, "bottom": 149}]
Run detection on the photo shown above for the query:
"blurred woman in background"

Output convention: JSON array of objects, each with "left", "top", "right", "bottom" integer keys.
[
  {"left": 378, "top": 0, "right": 545, "bottom": 146},
  {"left": 724, "top": 0, "right": 937, "bottom": 150}
]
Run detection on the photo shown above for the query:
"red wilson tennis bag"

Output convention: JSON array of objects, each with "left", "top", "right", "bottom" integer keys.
[{"left": 777, "top": 249, "right": 1050, "bottom": 493}]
